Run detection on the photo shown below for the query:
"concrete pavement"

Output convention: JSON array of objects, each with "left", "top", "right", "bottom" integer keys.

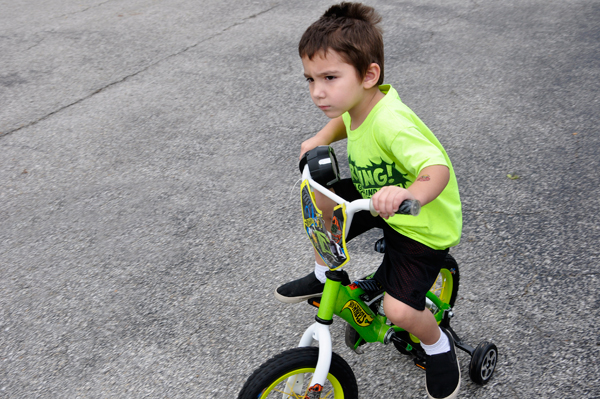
[{"left": 1, "top": 0, "right": 599, "bottom": 397}]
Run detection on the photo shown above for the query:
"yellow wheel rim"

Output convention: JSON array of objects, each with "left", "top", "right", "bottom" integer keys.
[
  {"left": 259, "top": 368, "right": 344, "bottom": 399},
  {"left": 431, "top": 268, "right": 454, "bottom": 305}
]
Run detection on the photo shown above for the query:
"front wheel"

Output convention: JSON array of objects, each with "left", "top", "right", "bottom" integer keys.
[{"left": 238, "top": 347, "right": 358, "bottom": 399}]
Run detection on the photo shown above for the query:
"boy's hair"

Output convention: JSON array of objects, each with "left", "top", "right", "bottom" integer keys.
[{"left": 299, "top": 2, "right": 384, "bottom": 85}]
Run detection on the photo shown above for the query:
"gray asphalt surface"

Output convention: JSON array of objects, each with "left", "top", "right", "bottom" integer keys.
[{"left": 1, "top": 0, "right": 599, "bottom": 398}]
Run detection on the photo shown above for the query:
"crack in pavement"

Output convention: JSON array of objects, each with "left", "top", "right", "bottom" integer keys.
[
  {"left": 0, "top": 4, "right": 280, "bottom": 140},
  {"left": 54, "top": 0, "right": 114, "bottom": 20}
]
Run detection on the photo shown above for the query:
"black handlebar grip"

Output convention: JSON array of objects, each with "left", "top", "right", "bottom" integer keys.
[{"left": 396, "top": 200, "right": 421, "bottom": 216}]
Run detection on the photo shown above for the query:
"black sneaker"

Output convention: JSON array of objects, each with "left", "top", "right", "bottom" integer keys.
[
  {"left": 425, "top": 328, "right": 461, "bottom": 399},
  {"left": 274, "top": 272, "right": 325, "bottom": 303}
]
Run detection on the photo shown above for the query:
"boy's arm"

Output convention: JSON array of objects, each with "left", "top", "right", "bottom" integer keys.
[
  {"left": 371, "top": 164, "right": 450, "bottom": 219},
  {"left": 300, "top": 116, "right": 347, "bottom": 158}
]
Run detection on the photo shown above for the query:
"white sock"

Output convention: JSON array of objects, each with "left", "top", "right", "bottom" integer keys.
[
  {"left": 314, "top": 262, "right": 329, "bottom": 283},
  {"left": 421, "top": 327, "right": 450, "bottom": 356}
]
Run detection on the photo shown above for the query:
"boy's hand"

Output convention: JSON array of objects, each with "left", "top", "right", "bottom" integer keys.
[
  {"left": 299, "top": 116, "right": 347, "bottom": 159},
  {"left": 371, "top": 186, "right": 416, "bottom": 219},
  {"left": 372, "top": 165, "right": 450, "bottom": 219},
  {"left": 299, "top": 136, "right": 327, "bottom": 159}
]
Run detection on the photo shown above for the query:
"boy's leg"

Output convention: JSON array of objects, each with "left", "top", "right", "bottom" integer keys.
[
  {"left": 375, "top": 229, "right": 460, "bottom": 399},
  {"left": 312, "top": 189, "right": 336, "bottom": 273},
  {"left": 384, "top": 295, "right": 460, "bottom": 399},
  {"left": 383, "top": 294, "right": 440, "bottom": 345},
  {"left": 275, "top": 179, "right": 379, "bottom": 303},
  {"left": 273, "top": 189, "right": 335, "bottom": 303}
]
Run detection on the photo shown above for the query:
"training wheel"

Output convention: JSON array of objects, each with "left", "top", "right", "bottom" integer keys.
[{"left": 469, "top": 341, "right": 497, "bottom": 385}]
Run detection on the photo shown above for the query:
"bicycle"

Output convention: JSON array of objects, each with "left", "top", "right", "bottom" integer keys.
[{"left": 238, "top": 146, "right": 498, "bottom": 399}]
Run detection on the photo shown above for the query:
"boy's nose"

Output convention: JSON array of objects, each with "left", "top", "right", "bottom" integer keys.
[{"left": 312, "top": 83, "right": 325, "bottom": 99}]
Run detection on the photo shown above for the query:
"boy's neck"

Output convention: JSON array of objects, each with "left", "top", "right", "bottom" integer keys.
[{"left": 348, "top": 87, "right": 385, "bottom": 130}]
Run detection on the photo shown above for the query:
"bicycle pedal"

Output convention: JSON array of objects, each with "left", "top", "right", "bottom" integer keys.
[
  {"left": 355, "top": 278, "right": 382, "bottom": 292},
  {"left": 352, "top": 278, "right": 384, "bottom": 304},
  {"left": 414, "top": 358, "right": 426, "bottom": 371},
  {"left": 307, "top": 298, "right": 321, "bottom": 308}
]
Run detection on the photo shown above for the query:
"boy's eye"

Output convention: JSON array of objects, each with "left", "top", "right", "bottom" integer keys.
[
  {"left": 325, "top": 76, "right": 336, "bottom": 81},
  {"left": 305, "top": 77, "right": 314, "bottom": 83}
]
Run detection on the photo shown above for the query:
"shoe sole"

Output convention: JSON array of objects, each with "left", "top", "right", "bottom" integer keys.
[{"left": 273, "top": 289, "right": 323, "bottom": 304}]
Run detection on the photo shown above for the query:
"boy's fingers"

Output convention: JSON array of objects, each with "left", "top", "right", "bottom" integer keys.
[
  {"left": 372, "top": 188, "right": 388, "bottom": 212},
  {"left": 378, "top": 187, "right": 412, "bottom": 218},
  {"left": 377, "top": 187, "right": 397, "bottom": 218},
  {"left": 385, "top": 192, "right": 397, "bottom": 215},
  {"left": 393, "top": 192, "right": 408, "bottom": 213}
]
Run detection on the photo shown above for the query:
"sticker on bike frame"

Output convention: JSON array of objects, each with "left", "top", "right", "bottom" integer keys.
[
  {"left": 342, "top": 300, "right": 374, "bottom": 327},
  {"left": 301, "top": 180, "right": 349, "bottom": 270}
]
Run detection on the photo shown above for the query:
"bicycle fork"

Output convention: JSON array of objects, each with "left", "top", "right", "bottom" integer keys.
[{"left": 292, "top": 272, "right": 345, "bottom": 397}]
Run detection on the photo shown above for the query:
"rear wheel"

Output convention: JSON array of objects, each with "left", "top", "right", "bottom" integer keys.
[
  {"left": 431, "top": 253, "right": 460, "bottom": 308},
  {"left": 238, "top": 346, "right": 358, "bottom": 399},
  {"left": 393, "top": 254, "right": 460, "bottom": 354}
]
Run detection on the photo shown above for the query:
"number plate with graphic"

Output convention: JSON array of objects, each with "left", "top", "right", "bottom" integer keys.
[{"left": 301, "top": 180, "right": 349, "bottom": 270}]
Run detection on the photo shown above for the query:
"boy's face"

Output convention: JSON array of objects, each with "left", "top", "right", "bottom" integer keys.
[{"left": 302, "top": 50, "right": 365, "bottom": 119}]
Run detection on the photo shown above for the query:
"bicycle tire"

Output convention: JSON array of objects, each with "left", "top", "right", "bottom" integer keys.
[
  {"left": 238, "top": 346, "right": 358, "bottom": 399},
  {"left": 436, "top": 253, "right": 460, "bottom": 308}
]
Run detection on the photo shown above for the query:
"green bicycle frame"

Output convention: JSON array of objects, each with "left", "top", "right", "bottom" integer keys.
[{"left": 316, "top": 275, "right": 451, "bottom": 348}]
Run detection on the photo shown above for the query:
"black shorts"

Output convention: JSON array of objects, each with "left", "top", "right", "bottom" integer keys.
[{"left": 331, "top": 179, "right": 448, "bottom": 311}]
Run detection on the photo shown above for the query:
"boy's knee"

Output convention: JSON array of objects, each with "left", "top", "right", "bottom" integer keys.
[
  {"left": 314, "top": 189, "right": 336, "bottom": 219},
  {"left": 383, "top": 295, "right": 416, "bottom": 327}
]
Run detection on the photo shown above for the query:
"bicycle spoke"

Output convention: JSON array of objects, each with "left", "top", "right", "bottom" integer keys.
[{"left": 267, "top": 373, "right": 312, "bottom": 399}]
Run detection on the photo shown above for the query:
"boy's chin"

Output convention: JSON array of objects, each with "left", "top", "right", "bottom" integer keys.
[{"left": 320, "top": 108, "right": 343, "bottom": 119}]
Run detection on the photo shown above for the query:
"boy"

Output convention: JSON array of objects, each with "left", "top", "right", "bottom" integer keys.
[{"left": 275, "top": 3, "right": 462, "bottom": 399}]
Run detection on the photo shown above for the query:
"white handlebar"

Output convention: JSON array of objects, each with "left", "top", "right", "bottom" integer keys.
[{"left": 301, "top": 166, "right": 420, "bottom": 237}]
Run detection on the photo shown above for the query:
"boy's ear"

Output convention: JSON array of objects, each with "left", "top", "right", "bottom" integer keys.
[{"left": 362, "top": 63, "right": 381, "bottom": 89}]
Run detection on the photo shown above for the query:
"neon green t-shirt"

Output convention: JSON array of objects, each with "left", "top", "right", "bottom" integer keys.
[{"left": 342, "top": 85, "right": 462, "bottom": 250}]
